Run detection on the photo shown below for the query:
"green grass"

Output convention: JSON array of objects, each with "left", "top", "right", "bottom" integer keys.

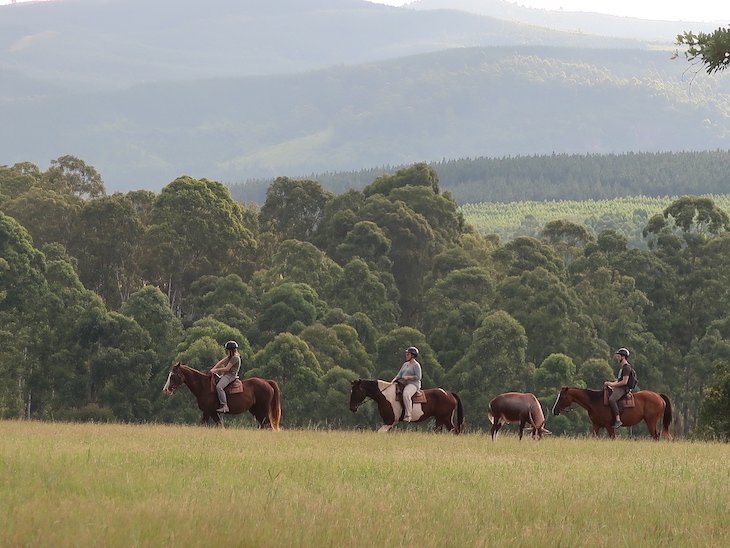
[{"left": 1, "top": 421, "right": 728, "bottom": 547}]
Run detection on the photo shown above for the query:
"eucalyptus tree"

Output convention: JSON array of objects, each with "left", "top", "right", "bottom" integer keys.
[
  {"left": 360, "top": 194, "right": 436, "bottom": 323},
  {"left": 255, "top": 282, "right": 326, "bottom": 345},
  {"left": 142, "top": 176, "right": 257, "bottom": 315},
  {"left": 70, "top": 193, "right": 145, "bottom": 308},
  {"left": 41, "top": 155, "right": 106, "bottom": 199},
  {"left": 1, "top": 187, "right": 83, "bottom": 249},
  {"left": 0, "top": 213, "right": 49, "bottom": 416},
  {"left": 299, "top": 323, "right": 374, "bottom": 378},
  {"left": 326, "top": 258, "right": 400, "bottom": 333},
  {"left": 496, "top": 267, "right": 605, "bottom": 365},
  {"left": 253, "top": 239, "right": 343, "bottom": 295},
  {"left": 248, "top": 332, "right": 323, "bottom": 426},
  {"left": 445, "top": 310, "right": 532, "bottom": 429},
  {"left": 421, "top": 267, "right": 495, "bottom": 369},
  {"left": 259, "top": 176, "right": 333, "bottom": 242},
  {"left": 492, "top": 236, "right": 564, "bottom": 279}
]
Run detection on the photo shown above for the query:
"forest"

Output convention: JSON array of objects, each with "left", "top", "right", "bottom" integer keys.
[{"left": 1, "top": 157, "right": 729, "bottom": 439}]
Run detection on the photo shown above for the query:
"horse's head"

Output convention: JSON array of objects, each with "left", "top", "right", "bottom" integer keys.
[
  {"left": 162, "top": 362, "right": 186, "bottom": 395},
  {"left": 551, "top": 386, "right": 573, "bottom": 416},
  {"left": 349, "top": 379, "right": 368, "bottom": 412}
]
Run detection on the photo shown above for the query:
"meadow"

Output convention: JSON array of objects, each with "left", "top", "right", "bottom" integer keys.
[{"left": 1, "top": 421, "right": 728, "bottom": 547}]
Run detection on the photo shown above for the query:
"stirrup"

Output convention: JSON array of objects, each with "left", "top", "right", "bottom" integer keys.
[{"left": 216, "top": 404, "right": 229, "bottom": 413}]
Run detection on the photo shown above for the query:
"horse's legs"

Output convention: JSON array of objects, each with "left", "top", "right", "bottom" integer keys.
[
  {"left": 607, "top": 426, "right": 616, "bottom": 439},
  {"left": 490, "top": 421, "right": 501, "bottom": 440},
  {"left": 378, "top": 423, "right": 395, "bottom": 433},
  {"left": 518, "top": 420, "right": 527, "bottom": 440},
  {"left": 646, "top": 416, "right": 660, "bottom": 439}
]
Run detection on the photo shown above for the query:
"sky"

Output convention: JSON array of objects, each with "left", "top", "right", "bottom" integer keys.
[
  {"left": 368, "top": 1, "right": 730, "bottom": 23},
  {"left": 1, "top": 0, "right": 728, "bottom": 22}
]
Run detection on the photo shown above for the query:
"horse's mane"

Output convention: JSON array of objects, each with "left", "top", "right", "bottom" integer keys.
[
  {"left": 177, "top": 363, "right": 210, "bottom": 376},
  {"left": 584, "top": 388, "right": 604, "bottom": 401}
]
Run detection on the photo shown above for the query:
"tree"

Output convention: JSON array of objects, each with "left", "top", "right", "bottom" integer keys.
[
  {"left": 259, "top": 177, "right": 333, "bottom": 241},
  {"left": 247, "top": 332, "right": 323, "bottom": 426},
  {"left": 70, "top": 194, "right": 145, "bottom": 308},
  {"left": 676, "top": 28, "right": 730, "bottom": 74},
  {"left": 1, "top": 187, "right": 83, "bottom": 249},
  {"left": 142, "top": 176, "right": 257, "bottom": 314},
  {"left": 446, "top": 310, "right": 532, "bottom": 429},
  {"left": 42, "top": 155, "right": 106, "bottom": 199}
]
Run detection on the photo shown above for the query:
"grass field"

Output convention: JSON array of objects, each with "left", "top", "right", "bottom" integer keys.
[{"left": 1, "top": 421, "right": 728, "bottom": 547}]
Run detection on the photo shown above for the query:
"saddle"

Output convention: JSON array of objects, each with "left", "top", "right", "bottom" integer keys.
[
  {"left": 210, "top": 375, "right": 244, "bottom": 395},
  {"left": 395, "top": 383, "right": 427, "bottom": 404},
  {"left": 603, "top": 387, "right": 635, "bottom": 410}
]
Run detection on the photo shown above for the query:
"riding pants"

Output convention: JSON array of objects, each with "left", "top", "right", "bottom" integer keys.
[
  {"left": 608, "top": 386, "right": 628, "bottom": 417},
  {"left": 216, "top": 373, "right": 237, "bottom": 405},
  {"left": 402, "top": 383, "right": 417, "bottom": 420}
]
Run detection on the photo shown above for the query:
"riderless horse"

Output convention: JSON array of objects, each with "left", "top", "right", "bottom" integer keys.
[
  {"left": 162, "top": 362, "right": 281, "bottom": 429},
  {"left": 349, "top": 379, "right": 464, "bottom": 433},
  {"left": 552, "top": 386, "right": 672, "bottom": 439}
]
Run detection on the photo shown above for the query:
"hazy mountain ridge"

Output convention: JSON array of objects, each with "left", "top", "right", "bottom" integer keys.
[
  {"left": 1, "top": 0, "right": 728, "bottom": 193},
  {"left": 1, "top": 0, "right": 647, "bottom": 92},
  {"left": 410, "top": 0, "right": 726, "bottom": 41}
]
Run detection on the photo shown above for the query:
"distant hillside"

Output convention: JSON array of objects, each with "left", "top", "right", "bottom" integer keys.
[
  {"left": 230, "top": 150, "right": 730, "bottom": 204},
  {"left": 0, "top": 0, "right": 641, "bottom": 92},
  {"left": 411, "top": 0, "right": 725, "bottom": 41},
  {"left": 2, "top": 0, "right": 729, "bottom": 192}
]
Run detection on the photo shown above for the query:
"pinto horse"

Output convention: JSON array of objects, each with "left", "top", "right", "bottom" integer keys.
[
  {"left": 162, "top": 362, "right": 281, "bottom": 429},
  {"left": 552, "top": 386, "right": 672, "bottom": 439},
  {"left": 349, "top": 379, "right": 464, "bottom": 433}
]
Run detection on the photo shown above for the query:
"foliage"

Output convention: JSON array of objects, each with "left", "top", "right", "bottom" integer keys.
[{"left": 676, "top": 28, "right": 730, "bottom": 74}]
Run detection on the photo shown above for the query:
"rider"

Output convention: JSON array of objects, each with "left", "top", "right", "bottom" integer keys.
[
  {"left": 604, "top": 347, "right": 636, "bottom": 428},
  {"left": 210, "top": 340, "right": 242, "bottom": 413},
  {"left": 391, "top": 346, "right": 422, "bottom": 422}
]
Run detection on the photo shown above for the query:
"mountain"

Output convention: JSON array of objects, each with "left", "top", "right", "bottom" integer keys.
[
  {"left": 1, "top": 0, "right": 728, "bottom": 192},
  {"left": 409, "top": 0, "right": 726, "bottom": 42}
]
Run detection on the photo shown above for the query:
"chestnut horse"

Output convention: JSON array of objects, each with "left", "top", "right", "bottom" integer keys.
[
  {"left": 162, "top": 362, "right": 281, "bottom": 429},
  {"left": 349, "top": 379, "right": 464, "bottom": 433},
  {"left": 552, "top": 386, "right": 672, "bottom": 439}
]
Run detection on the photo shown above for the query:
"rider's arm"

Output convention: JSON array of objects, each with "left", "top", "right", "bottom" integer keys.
[{"left": 211, "top": 356, "right": 229, "bottom": 373}]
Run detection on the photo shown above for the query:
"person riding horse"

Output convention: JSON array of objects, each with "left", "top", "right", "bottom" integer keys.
[
  {"left": 210, "top": 340, "right": 242, "bottom": 413},
  {"left": 604, "top": 347, "right": 637, "bottom": 428},
  {"left": 391, "top": 346, "right": 422, "bottom": 422}
]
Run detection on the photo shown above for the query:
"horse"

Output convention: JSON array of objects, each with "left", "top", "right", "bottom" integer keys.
[
  {"left": 349, "top": 379, "right": 464, "bottom": 433},
  {"left": 551, "top": 386, "right": 672, "bottom": 439},
  {"left": 162, "top": 362, "right": 281, "bottom": 430}
]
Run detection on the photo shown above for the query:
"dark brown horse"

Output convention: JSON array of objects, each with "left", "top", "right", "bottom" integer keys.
[
  {"left": 551, "top": 386, "right": 672, "bottom": 439},
  {"left": 349, "top": 379, "right": 464, "bottom": 433},
  {"left": 162, "top": 362, "right": 281, "bottom": 429}
]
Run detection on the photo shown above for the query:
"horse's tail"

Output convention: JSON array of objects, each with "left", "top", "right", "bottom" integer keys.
[
  {"left": 452, "top": 391, "right": 465, "bottom": 434},
  {"left": 660, "top": 393, "right": 673, "bottom": 440},
  {"left": 267, "top": 380, "right": 282, "bottom": 431}
]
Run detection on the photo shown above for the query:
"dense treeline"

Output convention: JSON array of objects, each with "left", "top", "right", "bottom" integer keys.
[
  {"left": 1, "top": 157, "right": 729, "bottom": 439},
  {"left": 231, "top": 151, "right": 730, "bottom": 205}
]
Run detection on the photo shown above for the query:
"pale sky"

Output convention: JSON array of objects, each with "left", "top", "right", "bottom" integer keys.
[
  {"left": 1, "top": 0, "right": 728, "bottom": 23},
  {"left": 369, "top": 1, "right": 730, "bottom": 23}
]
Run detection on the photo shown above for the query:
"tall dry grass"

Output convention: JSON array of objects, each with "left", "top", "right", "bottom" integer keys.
[{"left": 1, "top": 421, "right": 728, "bottom": 547}]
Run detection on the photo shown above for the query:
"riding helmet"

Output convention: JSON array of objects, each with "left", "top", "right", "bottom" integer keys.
[
  {"left": 615, "top": 347, "right": 630, "bottom": 357},
  {"left": 225, "top": 340, "right": 239, "bottom": 350},
  {"left": 406, "top": 346, "right": 419, "bottom": 357}
]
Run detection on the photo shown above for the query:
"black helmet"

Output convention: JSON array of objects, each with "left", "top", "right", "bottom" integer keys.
[
  {"left": 615, "top": 347, "right": 630, "bottom": 357},
  {"left": 405, "top": 346, "right": 419, "bottom": 357},
  {"left": 225, "top": 340, "right": 239, "bottom": 350}
]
